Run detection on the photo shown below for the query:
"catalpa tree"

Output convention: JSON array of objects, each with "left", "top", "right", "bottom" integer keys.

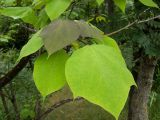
[{"left": 0, "top": 0, "right": 158, "bottom": 119}]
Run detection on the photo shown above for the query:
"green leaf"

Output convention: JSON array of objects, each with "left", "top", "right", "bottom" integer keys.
[
  {"left": 96, "top": 0, "right": 104, "bottom": 5},
  {"left": 0, "top": 7, "right": 38, "bottom": 25},
  {"left": 36, "top": 9, "right": 49, "bottom": 28},
  {"left": 113, "top": 0, "right": 126, "bottom": 12},
  {"left": 45, "top": 0, "right": 71, "bottom": 20},
  {"left": 65, "top": 45, "right": 136, "bottom": 119},
  {"left": 33, "top": 50, "right": 68, "bottom": 97},
  {"left": 139, "top": 0, "right": 158, "bottom": 8},
  {"left": 40, "top": 20, "right": 80, "bottom": 56},
  {"left": 95, "top": 35, "right": 121, "bottom": 54},
  {"left": 17, "top": 30, "right": 43, "bottom": 61},
  {"left": 75, "top": 20, "right": 104, "bottom": 39},
  {"left": 40, "top": 19, "right": 103, "bottom": 56}
]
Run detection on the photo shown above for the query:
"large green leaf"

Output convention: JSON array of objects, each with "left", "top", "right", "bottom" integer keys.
[
  {"left": 45, "top": 0, "right": 71, "bottom": 20},
  {"left": 40, "top": 19, "right": 103, "bottom": 56},
  {"left": 95, "top": 35, "right": 121, "bottom": 54},
  {"left": 33, "top": 50, "right": 68, "bottom": 97},
  {"left": 17, "top": 30, "right": 43, "bottom": 61},
  {"left": 139, "top": 0, "right": 158, "bottom": 8},
  {"left": 0, "top": 7, "right": 38, "bottom": 25},
  {"left": 96, "top": 0, "right": 104, "bottom": 5},
  {"left": 65, "top": 45, "right": 136, "bottom": 119},
  {"left": 113, "top": 0, "right": 126, "bottom": 12}
]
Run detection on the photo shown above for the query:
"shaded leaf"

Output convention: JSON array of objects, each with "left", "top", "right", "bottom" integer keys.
[
  {"left": 75, "top": 20, "right": 103, "bottom": 39},
  {"left": 65, "top": 45, "right": 136, "bottom": 119},
  {"left": 36, "top": 9, "right": 49, "bottom": 28},
  {"left": 40, "top": 19, "right": 103, "bottom": 55},
  {"left": 33, "top": 50, "right": 69, "bottom": 97},
  {"left": 40, "top": 20, "right": 80, "bottom": 56}
]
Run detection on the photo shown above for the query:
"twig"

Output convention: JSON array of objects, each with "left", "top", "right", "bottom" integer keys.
[{"left": 107, "top": 15, "right": 160, "bottom": 36}]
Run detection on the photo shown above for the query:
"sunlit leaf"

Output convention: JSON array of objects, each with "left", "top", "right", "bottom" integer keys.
[
  {"left": 95, "top": 35, "right": 121, "bottom": 54},
  {"left": 113, "top": 0, "right": 126, "bottom": 12},
  {"left": 17, "top": 30, "right": 43, "bottom": 61},
  {"left": 45, "top": 0, "right": 71, "bottom": 20},
  {"left": 139, "top": 0, "right": 158, "bottom": 8},
  {"left": 33, "top": 50, "right": 69, "bottom": 97},
  {"left": 65, "top": 45, "right": 136, "bottom": 119},
  {"left": 96, "top": 0, "right": 104, "bottom": 5},
  {"left": 0, "top": 7, "right": 38, "bottom": 25}
]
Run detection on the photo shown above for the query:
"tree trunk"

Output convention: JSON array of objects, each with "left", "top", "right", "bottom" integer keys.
[{"left": 128, "top": 56, "right": 158, "bottom": 120}]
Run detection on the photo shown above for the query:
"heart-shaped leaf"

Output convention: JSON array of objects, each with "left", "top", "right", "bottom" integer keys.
[
  {"left": 40, "top": 19, "right": 103, "bottom": 56},
  {"left": 65, "top": 45, "right": 136, "bottom": 119},
  {"left": 33, "top": 50, "right": 69, "bottom": 97}
]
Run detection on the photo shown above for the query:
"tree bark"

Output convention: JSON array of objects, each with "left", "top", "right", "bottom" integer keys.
[{"left": 128, "top": 56, "right": 158, "bottom": 120}]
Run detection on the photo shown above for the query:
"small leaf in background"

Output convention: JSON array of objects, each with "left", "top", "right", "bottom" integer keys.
[
  {"left": 96, "top": 0, "right": 104, "bottom": 5},
  {"left": 32, "top": 0, "right": 45, "bottom": 9},
  {"left": 45, "top": 0, "right": 71, "bottom": 20},
  {"left": 40, "top": 20, "right": 80, "bottom": 56},
  {"left": 33, "top": 50, "right": 68, "bottom": 97},
  {"left": 17, "top": 30, "right": 43, "bottom": 61},
  {"left": 139, "top": 0, "right": 158, "bottom": 8},
  {"left": 40, "top": 19, "right": 103, "bottom": 56},
  {"left": 65, "top": 45, "right": 136, "bottom": 119},
  {"left": 0, "top": 7, "right": 38, "bottom": 25},
  {"left": 113, "top": 0, "right": 126, "bottom": 12}
]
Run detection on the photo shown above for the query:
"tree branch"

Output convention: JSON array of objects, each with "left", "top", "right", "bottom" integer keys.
[
  {"left": 36, "top": 97, "right": 83, "bottom": 120},
  {"left": 107, "top": 15, "right": 160, "bottom": 36},
  {"left": 0, "top": 56, "right": 30, "bottom": 89}
]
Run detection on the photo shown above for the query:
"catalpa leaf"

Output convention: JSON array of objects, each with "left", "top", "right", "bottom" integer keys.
[
  {"left": 33, "top": 50, "right": 69, "bottom": 97},
  {"left": 0, "top": 7, "right": 38, "bottom": 25},
  {"left": 65, "top": 45, "right": 136, "bottom": 119},
  {"left": 45, "top": 0, "right": 72, "bottom": 20},
  {"left": 75, "top": 20, "right": 103, "bottom": 39},
  {"left": 36, "top": 9, "right": 49, "bottom": 29},
  {"left": 17, "top": 30, "right": 43, "bottom": 61},
  {"left": 113, "top": 0, "right": 126, "bottom": 12},
  {"left": 95, "top": 35, "right": 121, "bottom": 54},
  {"left": 96, "top": 0, "right": 104, "bottom": 5},
  {"left": 40, "top": 20, "right": 80, "bottom": 56},
  {"left": 139, "top": 0, "right": 158, "bottom": 8},
  {"left": 40, "top": 19, "right": 103, "bottom": 55}
]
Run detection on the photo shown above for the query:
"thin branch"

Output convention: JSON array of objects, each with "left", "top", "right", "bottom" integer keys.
[
  {"left": 36, "top": 97, "right": 83, "bottom": 120},
  {"left": 107, "top": 15, "right": 160, "bottom": 36}
]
